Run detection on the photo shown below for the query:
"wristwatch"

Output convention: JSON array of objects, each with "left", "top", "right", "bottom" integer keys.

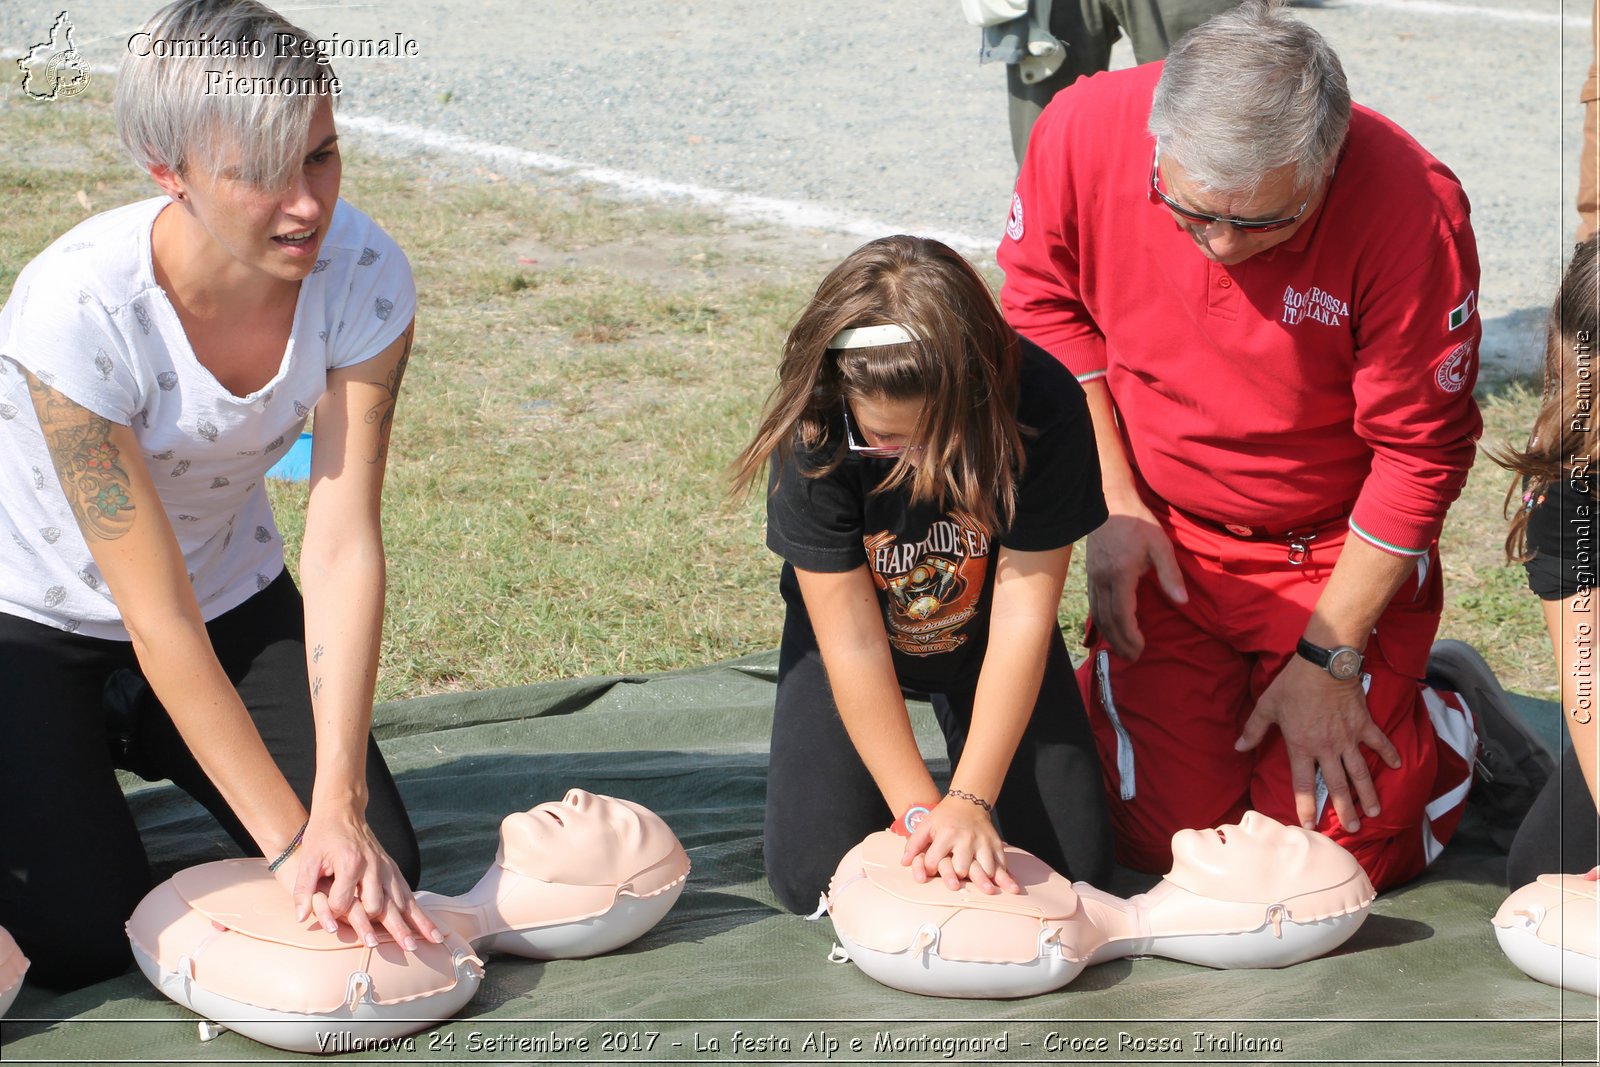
[
  {"left": 891, "top": 804, "right": 932, "bottom": 838},
  {"left": 1295, "top": 637, "right": 1364, "bottom": 681}
]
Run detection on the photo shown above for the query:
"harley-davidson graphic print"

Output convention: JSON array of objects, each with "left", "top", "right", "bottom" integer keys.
[
  {"left": 765, "top": 342, "right": 1107, "bottom": 684},
  {"left": 865, "top": 513, "right": 990, "bottom": 656}
]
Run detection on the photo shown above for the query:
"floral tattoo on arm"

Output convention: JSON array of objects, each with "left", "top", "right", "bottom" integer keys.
[
  {"left": 25, "top": 369, "right": 136, "bottom": 541},
  {"left": 363, "top": 322, "right": 413, "bottom": 464}
]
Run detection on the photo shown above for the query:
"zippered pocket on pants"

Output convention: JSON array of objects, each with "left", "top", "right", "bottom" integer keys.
[{"left": 1094, "top": 649, "right": 1136, "bottom": 801}]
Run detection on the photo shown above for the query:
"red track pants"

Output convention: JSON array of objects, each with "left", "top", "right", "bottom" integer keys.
[{"left": 1078, "top": 505, "right": 1477, "bottom": 892}]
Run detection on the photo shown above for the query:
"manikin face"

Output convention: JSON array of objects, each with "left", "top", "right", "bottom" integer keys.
[
  {"left": 499, "top": 789, "right": 659, "bottom": 885},
  {"left": 1166, "top": 811, "right": 1359, "bottom": 902},
  {"left": 157, "top": 96, "right": 342, "bottom": 284},
  {"left": 1155, "top": 154, "right": 1326, "bottom": 267}
]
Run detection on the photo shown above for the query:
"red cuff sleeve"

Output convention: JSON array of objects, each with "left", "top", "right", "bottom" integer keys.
[{"left": 1347, "top": 227, "right": 1483, "bottom": 556}]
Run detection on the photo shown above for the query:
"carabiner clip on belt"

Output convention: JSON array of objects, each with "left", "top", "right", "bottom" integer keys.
[{"left": 1286, "top": 529, "right": 1317, "bottom": 565}]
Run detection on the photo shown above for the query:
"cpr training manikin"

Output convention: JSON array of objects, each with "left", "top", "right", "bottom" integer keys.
[
  {"left": 824, "top": 810, "right": 1378, "bottom": 998},
  {"left": 124, "top": 790, "right": 690, "bottom": 1053}
]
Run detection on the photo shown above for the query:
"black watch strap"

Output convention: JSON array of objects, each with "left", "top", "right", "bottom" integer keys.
[
  {"left": 1296, "top": 637, "right": 1363, "bottom": 680},
  {"left": 1296, "top": 637, "right": 1331, "bottom": 669}
]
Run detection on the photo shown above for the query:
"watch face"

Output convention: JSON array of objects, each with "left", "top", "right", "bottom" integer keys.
[{"left": 1328, "top": 648, "right": 1362, "bottom": 681}]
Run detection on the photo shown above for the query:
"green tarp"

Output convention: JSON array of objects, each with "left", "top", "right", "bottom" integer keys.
[{"left": 2, "top": 653, "right": 1596, "bottom": 1065}]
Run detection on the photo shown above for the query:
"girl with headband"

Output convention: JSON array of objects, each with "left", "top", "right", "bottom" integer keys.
[
  {"left": 732, "top": 235, "right": 1113, "bottom": 911},
  {"left": 0, "top": 0, "right": 438, "bottom": 988}
]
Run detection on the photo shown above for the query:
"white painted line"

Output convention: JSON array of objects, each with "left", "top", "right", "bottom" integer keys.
[
  {"left": 1332, "top": 0, "right": 1589, "bottom": 29},
  {"left": 88, "top": 0, "right": 1586, "bottom": 260},
  {"left": 79, "top": 62, "right": 1001, "bottom": 253},
  {"left": 338, "top": 114, "right": 1000, "bottom": 258}
]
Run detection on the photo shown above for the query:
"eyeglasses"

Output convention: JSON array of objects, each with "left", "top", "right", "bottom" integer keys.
[
  {"left": 1148, "top": 146, "right": 1312, "bottom": 234},
  {"left": 842, "top": 401, "right": 921, "bottom": 459}
]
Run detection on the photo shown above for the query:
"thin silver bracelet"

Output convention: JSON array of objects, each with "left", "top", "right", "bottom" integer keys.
[{"left": 267, "top": 819, "right": 309, "bottom": 873}]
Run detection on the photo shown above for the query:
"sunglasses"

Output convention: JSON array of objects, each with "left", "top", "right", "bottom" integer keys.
[
  {"left": 1148, "top": 146, "right": 1312, "bottom": 234},
  {"left": 842, "top": 401, "right": 921, "bottom": 459}
]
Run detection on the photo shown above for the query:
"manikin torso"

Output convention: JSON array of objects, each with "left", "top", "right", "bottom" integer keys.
[
  {"left": 1493, "top": 874, "right": 1600, "bottom": 997},
  {"left": 0, "top": 925, "right": 26, "bottom": 1019}
]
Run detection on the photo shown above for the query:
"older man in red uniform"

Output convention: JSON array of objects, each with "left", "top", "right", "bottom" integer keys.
[{"left": 999, "top": 0, "right": 1488, "bottom": 889}]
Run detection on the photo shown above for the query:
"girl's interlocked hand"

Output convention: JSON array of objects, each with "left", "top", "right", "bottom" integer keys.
[{"left": 901, "top": 796, "right": 1021, "bottom": 894}]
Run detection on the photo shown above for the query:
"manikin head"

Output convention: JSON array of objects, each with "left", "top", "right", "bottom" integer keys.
[
  {"left": 450, "top": 789, "right": 691, "bottom": 946},
  {"left": 496, "top": 789, "right": 679, "bottom": 887},
  {"left": 1119, "top": 812, "right": 1376, "bottom": 971},
  {"left": 1165, "top": 810, "right": 1372, "bottom": 909}
]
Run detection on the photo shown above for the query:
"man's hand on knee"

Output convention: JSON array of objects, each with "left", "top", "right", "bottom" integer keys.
[{"left": 1236, "top": 657, "right": 1403, "bottom": 833}]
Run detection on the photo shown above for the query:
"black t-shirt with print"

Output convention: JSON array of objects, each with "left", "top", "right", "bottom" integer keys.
[
  {"left": 1524, "top": 475, "right": 1598, "bottom": 600},
  {"left": 766, "top": 340, "right": 1106, "bottom": 691}
]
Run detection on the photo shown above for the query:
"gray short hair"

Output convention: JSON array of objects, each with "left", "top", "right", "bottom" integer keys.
[
  {"left": 115, "top": 0, "right": 338, "bottom": 189},
  {"left": 1147, "top": 0, "right": 1350, "bottom": 195}
]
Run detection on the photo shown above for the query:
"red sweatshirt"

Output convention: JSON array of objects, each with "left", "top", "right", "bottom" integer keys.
[{"left": 998, "top": 63, "right": 1482, "bottom": 556}]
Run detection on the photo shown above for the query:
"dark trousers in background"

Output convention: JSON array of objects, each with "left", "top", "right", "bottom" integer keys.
[
  {"left": 1508, "top": 746, "right": 1600, "bottom": 889},
  {"left": 0, "top": 570, "right": 418, "bottom": 990},
  {"left": 1007, "top": 0, "right": 1242, "bottom": 166}
]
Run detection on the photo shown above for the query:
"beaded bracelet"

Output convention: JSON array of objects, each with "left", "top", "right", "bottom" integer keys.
[
  {"left": 267, "top": 819, "right": 309, "bottom": 874},
  {"left": 946, "top": 788, "right": 993, "bottom": 813}
]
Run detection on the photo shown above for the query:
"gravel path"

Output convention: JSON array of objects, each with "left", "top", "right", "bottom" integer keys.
[{"left": 4, "top": 0, "right": 1589, "bottom": 373}]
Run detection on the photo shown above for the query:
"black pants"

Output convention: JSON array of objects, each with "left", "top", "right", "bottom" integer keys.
[
  {"left": 764, "top": 571, "right": 1112, "bottom": 914},
  {"left": 1006, "top": 0, "right": 1240, "bottom": 166},
  {"left": 1507, "top": 745, "right": 1600, "bottom": 889},
  {"left": 0, "top": 570, "right": 419, "bottom": 990}
]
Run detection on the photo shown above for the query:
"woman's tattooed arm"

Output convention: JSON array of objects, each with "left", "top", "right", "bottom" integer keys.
[
  {"left": 362, "top": 321, "right": 413, "bottom": 464},
  {"left": 24, "top": 369, "right": 136, "bottom": 541}
]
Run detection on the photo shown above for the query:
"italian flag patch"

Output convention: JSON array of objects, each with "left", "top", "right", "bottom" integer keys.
[{"left": 1448, "top": 290, "right": 1477, "bottom": 331}]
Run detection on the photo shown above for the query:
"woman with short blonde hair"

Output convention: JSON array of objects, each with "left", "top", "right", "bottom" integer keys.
[{"left": 0, "top": 0, "right": 437, "bottom": 988}]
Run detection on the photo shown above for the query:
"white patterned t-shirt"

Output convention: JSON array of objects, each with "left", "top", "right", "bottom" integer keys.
[{"left": 0, "top": 196, "right": 416, "bottom": 639}]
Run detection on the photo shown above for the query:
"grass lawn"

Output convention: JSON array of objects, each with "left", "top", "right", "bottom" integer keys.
[{"left": 0, "top": 84, "right": 1555, "bottom": 704}]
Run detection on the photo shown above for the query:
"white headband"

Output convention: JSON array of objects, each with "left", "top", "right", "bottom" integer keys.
[{"left": 827, "top": 323, "right": 920, "bottom": 349}]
